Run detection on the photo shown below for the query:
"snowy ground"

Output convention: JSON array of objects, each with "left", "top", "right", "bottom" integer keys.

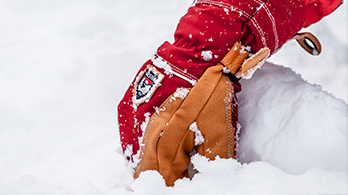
[{"left": 0, "top": 0, "right": 347, "bottom": 194}]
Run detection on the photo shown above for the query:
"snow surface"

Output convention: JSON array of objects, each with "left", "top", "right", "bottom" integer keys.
[{"left": 0, "top": 0, "right": 347, "bottom": 194}]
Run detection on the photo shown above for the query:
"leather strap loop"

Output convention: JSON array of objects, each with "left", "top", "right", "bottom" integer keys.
[{"left": 295, "top": 32, "right": 322, "bottom": 56}]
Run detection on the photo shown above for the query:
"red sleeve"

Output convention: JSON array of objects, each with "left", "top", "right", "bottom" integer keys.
[{"left": 303, "top": 0, "right": 343, "bottom": 27}]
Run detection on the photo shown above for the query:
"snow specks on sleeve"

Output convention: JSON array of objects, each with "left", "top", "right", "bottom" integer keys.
[
  {"left": 201, "top": 50, "right": 213, "bottom": 61},
  {"left": 152, "top": 54, "right": 198, "bottom": 86},
  {"left": 151, "top": 55, "right": 173, "bottom": 76},
  {"left": 223, "top": 8, "right": 230, "bottom": 15}
]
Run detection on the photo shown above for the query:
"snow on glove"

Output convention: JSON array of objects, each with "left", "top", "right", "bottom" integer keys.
[
  {"left": 117, "top": 0, "right": 342, "bottom": 179},
  {"left": 133, "top": 43, "right": 270, "bottom": 186}
]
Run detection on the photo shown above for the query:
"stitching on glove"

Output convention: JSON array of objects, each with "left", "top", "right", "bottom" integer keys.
[
  {"left": 223, "top": 75, "right": 234, "bottom": 158},
  {"left": 134, "top": 93, "right": 180, "bottom": 173}
]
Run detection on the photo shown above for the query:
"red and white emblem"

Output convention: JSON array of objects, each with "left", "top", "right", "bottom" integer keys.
[{"left": 133, "top": 65, "right": 164, "bottom": 106}]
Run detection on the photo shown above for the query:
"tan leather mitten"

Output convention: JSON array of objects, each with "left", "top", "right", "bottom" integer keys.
[{"left": 134, "top": 42, "right": 270, "bottom": 186}]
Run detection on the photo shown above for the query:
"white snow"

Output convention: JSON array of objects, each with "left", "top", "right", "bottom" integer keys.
[
  {"left": 151, "top": 55, "right": 174, "bottom": 76},
  {"left": 152, "top": 54, "right": 197, "bottom": 85},
  {"left": 189, "top": 122, "right": 205, "bottom": 146},
  {"left": 173, "top": 87, "right": 190, "bottom": 100},
  {"left": 201, "top": 50, "right": 213, "bottom": 61},
  {"left": 237, "top": 62, "right": 348, "bottom": 174},
  {"left": 0, "top": 0, "right": 347, "bottom": 194}
]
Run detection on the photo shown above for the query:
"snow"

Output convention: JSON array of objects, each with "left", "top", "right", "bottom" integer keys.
[
  {"left": 152, "top": 54, "right": 197, "bottom": 85},
  {"left": 0, "top": 0, "right": 347, "bottom": 194},
  {"left": 173, "top": 87, "right": 190, "bottom": 99},
  {"left": 201, "top": 50, "right": 213, "bottom": 61},
  {"left": 237, "top": 63, "right": 348, "bottom": 175},
  {"left": 189, "top": 122, "right": 205, "bottom": 146}
]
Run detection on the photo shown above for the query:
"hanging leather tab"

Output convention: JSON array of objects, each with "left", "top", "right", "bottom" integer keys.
[
  {"left": 220, "top": 42, "right": 248, "bottom": 74},
  {"left": 219, "top": 42, "right": 270, "bottom": 79},
  {"left": 235, "top": 47, "right": 270, "bottom": 79},
  {"left": 295, "top": 32, "right": 322, "bottom": 56}
]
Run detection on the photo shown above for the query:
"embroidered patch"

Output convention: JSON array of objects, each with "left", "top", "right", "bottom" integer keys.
[{"left": 133, "top": 65, "right": 165, "bottom": 106}]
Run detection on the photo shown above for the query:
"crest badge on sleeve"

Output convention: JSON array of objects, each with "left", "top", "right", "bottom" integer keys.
[{"left": 133, "top": 65, "right": 165, "bottom": 106}]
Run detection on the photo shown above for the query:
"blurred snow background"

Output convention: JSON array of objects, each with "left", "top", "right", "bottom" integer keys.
[{"left": 0, "top": 0, "right": 346, "bottom": 194}]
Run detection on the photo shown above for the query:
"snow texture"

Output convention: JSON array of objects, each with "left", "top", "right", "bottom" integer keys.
[
  {"left": 201, "top": 50, "right": 213, "bottom": 61},
  {"left": 0, "top": 0, "right": 347, "bottom": 194},
  {"left": 189, "top": 122, "right": 205, "bottom": 146},
  {"left": 173, "top": 87, "right": 190, "bottom": 100}
]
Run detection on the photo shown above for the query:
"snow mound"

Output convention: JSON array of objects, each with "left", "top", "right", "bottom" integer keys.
[
  {"left": 110, "top": 155, "right": 347, "bottom": 195},
  {"left": 237, "top": 62, "right": 347, "bottom": 174}
]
